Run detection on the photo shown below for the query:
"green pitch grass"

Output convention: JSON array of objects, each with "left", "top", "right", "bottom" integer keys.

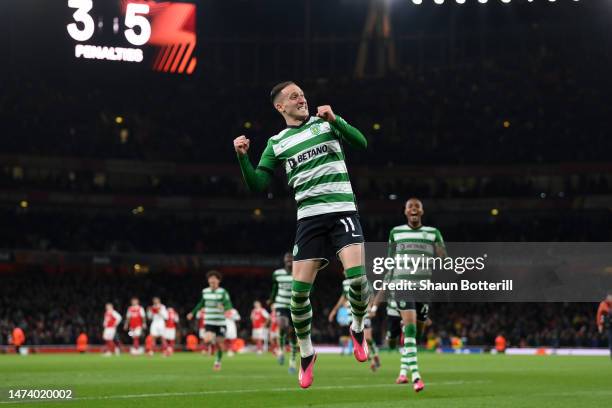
[{"left": 1, "top": 352, "right": 610, "bottom": 407}]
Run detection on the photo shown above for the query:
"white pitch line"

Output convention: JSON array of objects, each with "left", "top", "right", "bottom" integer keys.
[{"left": 0, "top": 380, "right": 489, "bottom": 404}]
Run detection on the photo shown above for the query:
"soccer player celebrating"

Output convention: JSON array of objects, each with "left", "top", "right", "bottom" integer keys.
[
  {"left": 187, "top": 270, "right": 233, "bottom": 371},
  {"left": 370, "top": 198, "right": 446, "bottom": 393},
  {"left": 268, "top": 252, "right": 298, "bottom": 372},
  {"left": 124, "top": 297, "right": 146, "bottom": 355},
  {"left": 596, "top": 293, "right": 612, "bottom": 358},
  {"left": 102, "top": 303, "right": 122, "bottom": 356},
  {"left": 163, "top": 307, "right": 179, "bottom": 356},
  {"left": 329, "top": 279, "right": 381, "bottom": 371},
  {"left": 234, "top": 81, "right": 370, "bottom": 388},
  {"left": 147, "top": 297, "right": 168, "bottom": 356},
  {"left": 251, "top": 301, "right": 270, "bottom": 355}
]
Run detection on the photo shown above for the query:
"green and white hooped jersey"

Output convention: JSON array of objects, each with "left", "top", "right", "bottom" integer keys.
[
  {"left": 257, "top": 116, "right": 357, "bottom": 220},
  {"left": 272, "top": 268, "right": 292, "bottom": 310},
  {"left": 387, "top": 224, "right": 445, "bottom": 282},
  {"left": 201, "top": 287, "right": 232, "bottom": 326}
]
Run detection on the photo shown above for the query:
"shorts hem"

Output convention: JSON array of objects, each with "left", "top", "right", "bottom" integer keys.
[{"left": 293, "top": 257, "right": 329, "bottom": 270}]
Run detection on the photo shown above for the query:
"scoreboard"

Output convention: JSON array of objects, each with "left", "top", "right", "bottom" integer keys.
[{"left": 65, "top": 0, "right": 197, "bottom": 74}]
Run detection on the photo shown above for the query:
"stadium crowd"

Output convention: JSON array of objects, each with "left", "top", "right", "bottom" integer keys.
[{"left": 0, "top": 269, "right": 607, "bottom": 349}]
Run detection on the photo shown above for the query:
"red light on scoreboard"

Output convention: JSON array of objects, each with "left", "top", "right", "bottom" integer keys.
[{"left": 66, "top": 0, "right": 197, "bottom": 74}]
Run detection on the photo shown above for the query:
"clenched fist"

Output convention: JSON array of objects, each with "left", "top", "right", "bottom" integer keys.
[
  {"left": 316, "top": 105, "right": 336, "bottom": 122},
  {"left": 234, "top": 135, "right": 250, "bottom": 155}
]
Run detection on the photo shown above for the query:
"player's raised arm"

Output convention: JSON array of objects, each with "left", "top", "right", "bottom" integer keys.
[
  {"left": 317, "top": 105, "right": 367, "bottom": 150},
  {"left": 234, "top": 135, "right": 277, "bottom": 192}
]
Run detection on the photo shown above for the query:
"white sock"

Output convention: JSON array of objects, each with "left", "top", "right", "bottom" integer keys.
[
  {"left": 350, "top": 319, "right": 364, "bottom": 333},
  {"left": 298, "top": 336, "right": 314, "bottom": 357}
]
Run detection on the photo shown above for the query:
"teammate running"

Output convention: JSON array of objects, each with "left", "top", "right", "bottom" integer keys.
[
  {"left": 187, "top": 270, "right": 233, "bottom": 371},
  {"left": 234, "top": 81, "right": 371, "bottom": 389},
  {"left": 370, "top": 198, "right": 446, "bottom": 393},
  {"left": 268, "top": 252, "right": 297, "bottom": 372}
]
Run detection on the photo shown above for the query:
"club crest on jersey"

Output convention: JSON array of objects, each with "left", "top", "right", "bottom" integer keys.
[{"left": 311, "top": 124, "right": 321, "bottom": 135}]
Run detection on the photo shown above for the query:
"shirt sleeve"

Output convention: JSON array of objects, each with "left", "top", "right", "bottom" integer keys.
[
  {"left": 435, "top": 229, "right": 447, "bottom": 257},
  {"left": 330, "top": 115, "right": 367, "bottom": 150},
  {"left": 223, "top": 291, "right": 233, "bottom": 311},
  {"left": 237, "top": 140, "right": 279, "bottom": 192}
]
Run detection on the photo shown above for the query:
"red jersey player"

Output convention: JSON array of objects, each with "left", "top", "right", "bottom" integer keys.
[
  {"left": 163, "top": 307, "right": 180, "bottom": 356},
  {"left": 103, "top": 303, "right": 122, "bottom": 356},
  {"left": 596, "top": 293, "right": 612, "bottom": 358},
  {"left": 269, "top": 304, "right": 280, "bottom": 354},
  {"left": 147, "top": 297, "right": 168, "bottom": 355},
  {"left": 124, "top": 297, "right": 146, "bottom": 355},
  {"left": 251, "top": 301, "right": 270, "bottom": 354}
]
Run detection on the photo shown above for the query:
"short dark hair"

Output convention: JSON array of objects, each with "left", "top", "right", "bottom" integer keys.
[
  {"left": 206, "top": 270, "right": 222, "bottom": 280},
  {"left": 270, "top": 81, "right": 295, "bottom": 104}
]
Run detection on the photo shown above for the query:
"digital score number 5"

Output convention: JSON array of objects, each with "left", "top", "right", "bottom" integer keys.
[{"left": 67, "top": 0, "right": 151, "bottom": 46}]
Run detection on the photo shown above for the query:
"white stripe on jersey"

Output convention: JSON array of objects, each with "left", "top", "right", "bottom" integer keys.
[
  {"left": 272, "top": 121, "right": 332, "bottom": 156},
  {"left": 294, "top": 181, "right": 353, "bottom": 202},
  {"left": 289, "top": 160, "right": 347, "bottom": 188},
  {"left": 297, "top": 201, "right": 356, "bottom": 220},
  {"left": 393, "top": 232, "right": 436, "bottom": 241}
]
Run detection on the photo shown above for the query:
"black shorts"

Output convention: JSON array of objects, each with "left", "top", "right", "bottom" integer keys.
[
  {"left": 386, "top": 315, "right": 402, "bottom": 340},
  {"left": 275, "top": 308, "right": 293, "bottom": 325},
  {"left": 204, "top": 324, "right": 226, "bottom": 337},
  {"left": 395, "top": 302, "right": 430, "bottom": 321},
  {"left": 293, "top": 212, "right": 364, "bottom": 269}
]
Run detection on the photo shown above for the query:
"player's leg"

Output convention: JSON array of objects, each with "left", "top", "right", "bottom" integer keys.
[
  {"left": 253, "top": 328, "right": 263, "bottom": 354},
  {"left": 102, "top": 328, "right": 114, "bottom": 356},
  {"left": 276, "top": 314, "right": 288, "bottom": 364},
  {"left": 291, "top": 259, "right": 320, "bottom": 388},
  {"left": 386, "top": 315, "right": 402, "bottom": 352},
  {"left": 203, "top": 329, "right": 215, "bottom": 357},
  {"left": 284, "top": 313, "right": 298, "bottom": 372},
  {"left": 398, "top": 305, "right": 425, "bottom": 392},
  {"left": 365, "top": 322, "right": 380, "bottom": 371},
  {"left": 337, "top": 242, "right": 370, "bottom": 362},
  {"left": 416, "top": 303, "right": 431, "bottom": 340},
  {"left": 214, "top": 332, "right": 225, "bottom": 370}
]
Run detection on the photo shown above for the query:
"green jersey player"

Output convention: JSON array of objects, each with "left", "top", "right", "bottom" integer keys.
[
  {"left": 370, "top": 198, "right": 447, "bottom": 393},
  {"left": 233, "top": 81, "right": 371, "bottom": 388},
  {"left": 268, "top": 252, "right": 298, "bottom": 373},
  {"left": 187, "top": 270, "right": 233, "bottom": 371}
]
